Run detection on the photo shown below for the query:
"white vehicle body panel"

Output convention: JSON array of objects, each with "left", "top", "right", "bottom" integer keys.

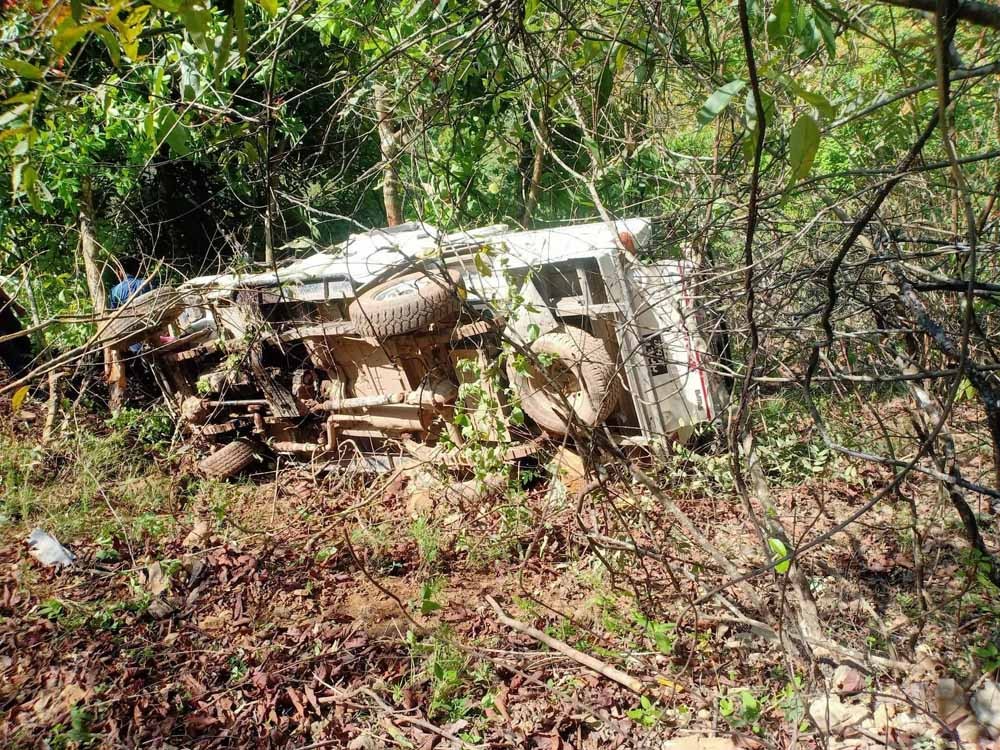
[
  {"left": 181, "top": 218, "right": 652, "bottom": 295},
  {"left": 627, "top": 262, "right": 716, "bottom": 441}
]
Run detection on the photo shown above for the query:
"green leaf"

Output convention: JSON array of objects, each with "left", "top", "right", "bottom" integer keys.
[
  {"left": 70, "top": 0, "right": 83, "bottom": 22},
  {"left": 473, "top": 251, "right": 492, "bottom": 278},
  {"left": 116, "top": 6, "right": 151, "bottom": 59},
  {"left": 595, "top": 60, "right": 614, "bottom": 113},
  {"left": 25, "top": 166, "right": 47, "bottom": 212},
  {"left": 53, "top": 23, "right": 97, "bottom": 55},
  {"left": 2, "top": 91, "right": 39, "bottom": 106},
  {"left": 419, "top": 582, "right": 441, "bottom": 615},
  {"left": 213, "top": 16, "right": 234, "bottom": 81},
  {"left": 234, "top": 0, "right": 248, "bottom": 59},
  {"left": 635, "top": 60, "right": 652, "bottom": 85},
  {"left": 0, "top": 130, "right": 32, "bottom": 151},
  {"left": 788, "top": 113, "right": 820, "bottom": 185},
  {"left": 0, "top": 58, "right": 44, "bottom": 80},
  {"left": 157, "top": 110, "right": 190, "bottom": 157},
  {"left": 767, "top": 538, "right": 791, "bottom": 574},
  {"left": 11, "top": 160, "right": 26, "bottom": 193},
  {"left": 696, "top": 80, "right": 745, "bottom": 127},
  {"left": 783, "top": 76, "right": 835, "bottom": 119},
  {"left": 815, "top": 12, "right": 836, "bottom": 58},
  {"left": 21, "top": 162, "right": 35, "bottom": 193},
  {"left": 744, "top": 89, "right": 774, "bottom": 132},
  {"left": 740, "top": 690, "right": 761, "bottom": 721},
  {"left": 164, "top": 123, "right": 189, "bottom": 156},
  {"left": 94, "top": 28, "right": 121, "bottom": 67},
  {"left": 795, "top": 9, "right": 821, "bottom": 59},
  {"left": 766, "top": 0, "right": 794, "bottom": 41},
  {"left": 719, "top": 695, "right": 735, "bottom": 716},
  {"left": 614, "top": 43, "right": 628, "bottom": 73},
  {"left": 255, "top": 0, "right": 277, "bottom": 16},
  {"left": 177, "top": 0, "right": 210, "bottom": 52}
]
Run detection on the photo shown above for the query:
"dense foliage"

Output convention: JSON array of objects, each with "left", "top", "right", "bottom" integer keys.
[{"left": 0, "top": 0, "right": 993, "bottom": 306}]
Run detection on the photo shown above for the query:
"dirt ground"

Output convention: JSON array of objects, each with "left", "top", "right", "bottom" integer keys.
[{"left": 1, "top": 405, "right": 999, "bottom": 749}]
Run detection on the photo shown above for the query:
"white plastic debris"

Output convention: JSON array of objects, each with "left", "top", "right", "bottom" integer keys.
[
  {"left": 808, "top": 694, "right": 870, "bottom": 736},
  {"left": 27, "top": 529, "right": 75, "bottom": 567},
  {"left": 972, "top": 680, "right": 1000, "bottom": 739}
]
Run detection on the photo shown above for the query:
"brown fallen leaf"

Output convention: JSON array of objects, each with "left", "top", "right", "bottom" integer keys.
[
  {"left": 32, "top": 683, "right": 88, "bottom": 725},
  {"left": 832, "top": 665, "right": 866, "bottom": 695},
  {"left": 147, "top": 597, "right": 174, "bottom": 619},
  {"left": 183, "top": 521, "right": 212, "bottom": 549},
  {"left": 144, "top": 562, "right": 170, "bottom": 596},
  {"left": 198, "top": 614, "right": 225, "bottom": 631}
]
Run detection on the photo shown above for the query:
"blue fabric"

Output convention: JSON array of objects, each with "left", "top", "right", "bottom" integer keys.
[
  {"left": 109, "top": 276, "right": 156, "bottom": 310},
  {"left": 109, "top": 275, "right": 159, "bottom": 354}
]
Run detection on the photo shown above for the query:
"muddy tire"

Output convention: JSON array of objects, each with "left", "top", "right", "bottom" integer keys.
[
  {"left": 349, "top": 269, "right": 463, "bottom": 339},
  {"left": 507, "top": 326, "right": 621, "bottom": 436},
  {"left": 198, "top": 439, "right": 257, "bottom": 480},
  {"left": 98, "top": 286, "right": 185, "bottom": 350}
]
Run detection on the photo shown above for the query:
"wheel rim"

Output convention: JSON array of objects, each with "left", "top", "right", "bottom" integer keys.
[
  {"left": 372, "top": 275, "right": 439, "bottom": 302},
  {"left": 525, "top": 358, "right": 585, "bottom": 417}
]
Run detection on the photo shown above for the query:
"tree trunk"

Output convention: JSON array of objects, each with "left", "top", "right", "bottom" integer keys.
[
  {"left": 263, "top": 86, "right": 276, "bottom": 266},
  {"left": 520, "top": 107, "right": 547, "bottom": 228},
  {"left": 80, "top": 178, "right": 104, "bottom": 317},
  {"left": 19, "top": 265, "right": 61, "bottom": 442},
  {"left": 80, "top": 178, "right": 125, "bottom": 412},
  {"left": 375, "top": 84, "right": 403, "bottom": 226},
  {"left": 263, "top": 176, "right": 275, "bottom": 266}
]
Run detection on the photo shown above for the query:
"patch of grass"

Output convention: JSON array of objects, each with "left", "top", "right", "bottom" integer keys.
[
  {"left": 633, "top": 611, "right": 677, "bottom": 655},
  {"left": 228, "top": 651, "right": 250, "bottom": 683},
  {"left": 405, "top": 628, "right": 492, "bottom": 722},
  {"left": 718, "top": 689, "right": 762, "bottom": 733},
  {"left": 511, "top": 595, "right": 539, "bottom": 620},
  {"left": 0, "top": 420, "right": 178, "bottom": 543},
  {"left": 196, "top": 477, "right": 249, "bottom": 526},
  {"left": 0, "top": 436, "right": 47, "bottom": 522},
  {"left": 455, "top": 495, "right": 534, "bottom": 567},
  {"left": 350, "top": 521, "right": 402, "bottom": 574},
  {"left": 132, "top": 511, "right": 172, "bottom": 541},
  {"left": 417, "top": 577, "right": 444, "bottom": 615},
  {"left": 47, "top": 705, "right": 96, "bottom": 749},
  {"left": 106, "top": 407, "right": 175, "bottom": 451},
  {"left": 411, "top": 516, "right": 442, "bottom": 567},
  {"left": 314, "top": 545, "right": 338, "bottom": 563},
  {"left": 34, "top": 593, "right": 145, "bottom": 633}
]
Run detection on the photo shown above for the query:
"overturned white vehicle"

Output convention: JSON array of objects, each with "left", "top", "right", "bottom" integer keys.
[{"left": 104, "top": 218, "right": 725, "bottom": 476}]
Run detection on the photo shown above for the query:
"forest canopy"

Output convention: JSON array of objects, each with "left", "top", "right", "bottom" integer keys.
[{"left": 1, "top": 0, "right": 995, "bottom": 288}]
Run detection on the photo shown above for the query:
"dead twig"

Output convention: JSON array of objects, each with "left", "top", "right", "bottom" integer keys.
[
  {"left": 485, "top": 595, "right": 645, "bottom": 695},
  {"left": 358, "top": 687, "right": 482, "bottom": 749},
  {"left": 341, "top": 527, "right": 427, "bottom": 634}
]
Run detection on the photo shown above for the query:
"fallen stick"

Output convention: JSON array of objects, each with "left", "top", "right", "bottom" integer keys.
[
  {"left": 359, "top": 688, "right": 480, "bottom": 748},
  {"left": 485, "top": 595, "right": 645, "bottom": 695}
]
